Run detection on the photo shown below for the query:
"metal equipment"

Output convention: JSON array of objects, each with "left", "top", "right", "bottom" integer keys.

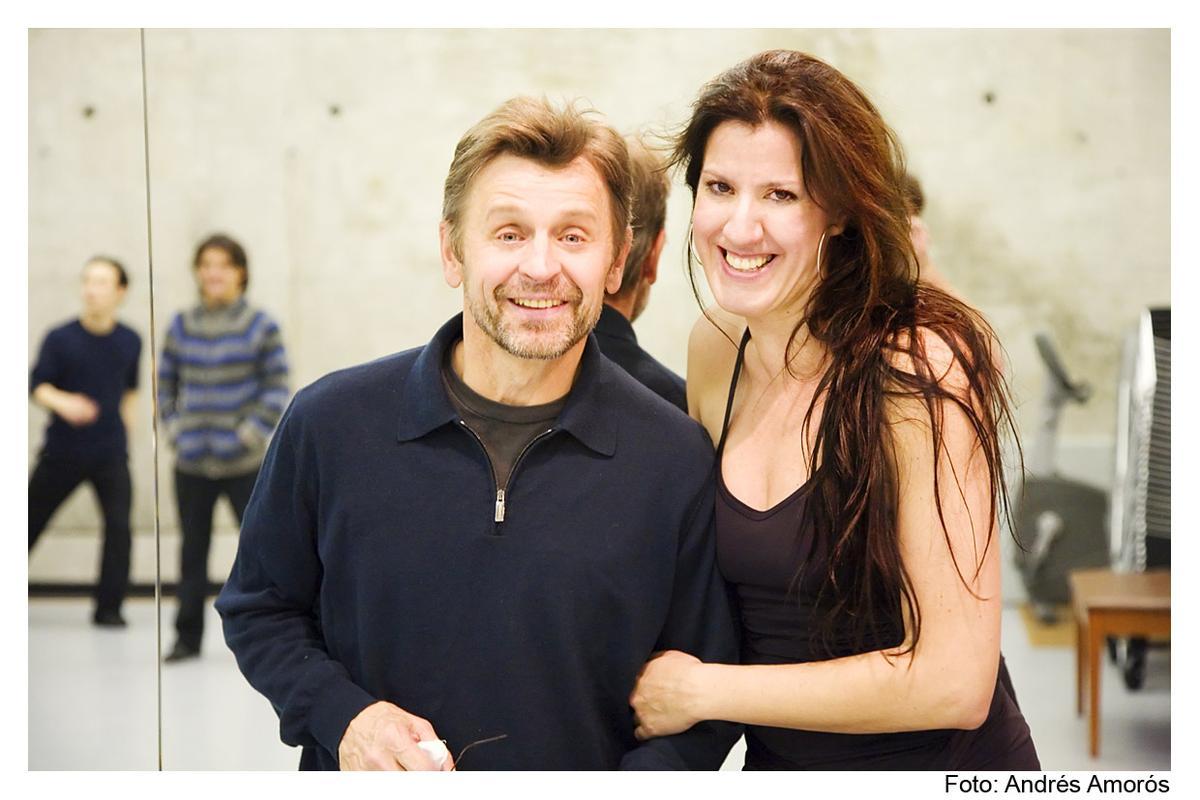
[
  {"left": 1014, "top": 333, "right": 1109, "bottom": 623},
  {"left": 1108, "top": 308, "right": 1171, "bottom": 689}
]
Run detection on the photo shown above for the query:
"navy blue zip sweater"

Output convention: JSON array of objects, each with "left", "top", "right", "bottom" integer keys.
[{"left": 216, "top": 314, "right": 741, "bottom": 770}]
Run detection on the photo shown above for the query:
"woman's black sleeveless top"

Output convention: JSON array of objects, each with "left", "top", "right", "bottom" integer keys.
[{"left": 714, "top": 330, "right": 1039, "bottom": 770}]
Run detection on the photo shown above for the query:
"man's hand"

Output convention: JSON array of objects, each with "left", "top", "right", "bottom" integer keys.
[
  {"left": 58, "top": 393, "right": 100, "bottom": 427},
  {"left": 630, "top": 649, "right": 706, "bottom": 741},
  {"left": 338, "top": 701, "right": 454, "bottom": 771},
  {"left": 33, "top": 383, "right": 100, "bottom": 427}
]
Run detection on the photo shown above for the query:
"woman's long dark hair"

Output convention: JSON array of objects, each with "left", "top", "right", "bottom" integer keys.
[{"left": 674, "top": 50, "right": 1021, "bottom": 658}]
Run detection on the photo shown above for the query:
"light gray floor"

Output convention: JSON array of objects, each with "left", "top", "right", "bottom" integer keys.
[
  {"left": 29, "top": 598, "right": 295, "bottom": 770},
  {"left": 28, "top": 598, "right": 1169, "bottom": 771}
]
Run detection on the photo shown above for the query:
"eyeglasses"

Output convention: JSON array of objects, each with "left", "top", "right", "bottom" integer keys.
[{"left": 420, "top": 733, "right": 508, "bottom": 771}]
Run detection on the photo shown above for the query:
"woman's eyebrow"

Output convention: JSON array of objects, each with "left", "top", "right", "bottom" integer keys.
[{"left": 699, "top": 167, "right": 802, "bottom": 190}]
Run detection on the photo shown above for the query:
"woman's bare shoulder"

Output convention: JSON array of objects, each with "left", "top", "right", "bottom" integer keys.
[{"left": 886, "top": 325, "right": 976, "bottom": 401}]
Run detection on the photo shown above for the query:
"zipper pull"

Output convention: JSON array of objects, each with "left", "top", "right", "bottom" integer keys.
[{"left": 494, "top": 489, "right": 506, "bottom": 523}]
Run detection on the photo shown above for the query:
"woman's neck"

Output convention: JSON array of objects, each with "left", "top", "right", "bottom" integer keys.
[{"left": 742, "top": 313, "right": 829, "bottom": 386}]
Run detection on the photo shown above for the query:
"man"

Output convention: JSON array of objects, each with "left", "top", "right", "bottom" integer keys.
[
  {"left": 159, "top": 233, "right": 289, "bottom": 662},
  {"left": 29, "top": 256, "right": 141, "bottom": 627},
  {"left": 594, "top": 136, "right": 687, "bottom": 412},
  {"left": 902, "top": 171, "right": 955, "bottom": 296},
  {"left": 216, "top": 97, "right": 739, "bottom": 770}
]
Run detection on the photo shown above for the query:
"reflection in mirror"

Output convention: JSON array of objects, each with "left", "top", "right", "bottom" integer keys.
[
  {"left": 141, "top": 29, "right": 1170, "bottom": 771},
  {"left": 28, "top": 28, "right": 157, "bottom": 770}
]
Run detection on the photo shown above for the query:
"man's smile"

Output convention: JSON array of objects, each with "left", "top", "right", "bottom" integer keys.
[{"left": 508, "top": 297, "right": 568, "bottom": 310}]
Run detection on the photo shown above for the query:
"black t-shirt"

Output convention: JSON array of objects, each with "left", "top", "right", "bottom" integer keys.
[
  {"left": 441, "top": 344, "right": 566, "bottom": 491},
  {"left": 30, "top": 319, "right": 142, "bottom": 463}
]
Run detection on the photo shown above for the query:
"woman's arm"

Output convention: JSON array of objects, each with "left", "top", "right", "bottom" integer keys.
[{"left": 632, "top": 331, "right": 1001, "bottom": 737}]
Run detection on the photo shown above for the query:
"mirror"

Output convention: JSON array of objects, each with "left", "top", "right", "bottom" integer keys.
[
  {"left": 28, "top": 28, "right": 158, "bottom": 769},
  {"left": 137, "top": 29, "right": 1169, "bottom": 771}
]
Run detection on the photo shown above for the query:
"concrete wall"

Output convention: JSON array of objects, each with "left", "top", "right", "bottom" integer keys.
[
  {"left": 28, "top": 29, "right": 159, "bottom": 580},
  {"left": 29, "top": 29, "right": 1169, "bottom": 583}
]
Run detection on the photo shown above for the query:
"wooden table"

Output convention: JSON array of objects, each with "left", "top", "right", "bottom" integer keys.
[{"left": 1069, "top": 568, "right": 1170, "bottom": 757}]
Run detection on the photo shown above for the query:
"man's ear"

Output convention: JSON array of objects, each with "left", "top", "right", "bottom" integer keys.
[
  {"left": 439, "top": 220, "right": 463, "bottom": 289},
  {"left": 640, "top": 229, "right": 667, "bottom": 287},
  {"left": 605, "top": 225, "right": 634, "bottom": 295}
]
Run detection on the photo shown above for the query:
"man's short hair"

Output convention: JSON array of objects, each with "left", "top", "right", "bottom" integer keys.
[
  {"left": 192, "top": 232, "right": 249, "bottom": 290},
  {"left": 900, "top": 172, "right": 925, "bottom": 216},
  {"left": 86, "top": 255, "right": 129, "bottom": 288},
  {"left": 441, "top": 96, "right": 633, "bottom": 262},
  {"left": 618, "top": 136, "right": 669, "bottom": 296}
]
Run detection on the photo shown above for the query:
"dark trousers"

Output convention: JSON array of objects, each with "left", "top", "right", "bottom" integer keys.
[
  {"left": 173, "top": 468, "right": 257, "bottom": 648},
  {"left": 29, "top": 454, "right": 133, "bottom": 616}
]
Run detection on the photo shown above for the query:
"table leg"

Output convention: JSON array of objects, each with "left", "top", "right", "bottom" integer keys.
[
  {"left": 1076, "top": 612, "right": 1086, "bottom": 716},
  {"left": 1088, "top": 612, "right": 1103, "bottom": 757}
]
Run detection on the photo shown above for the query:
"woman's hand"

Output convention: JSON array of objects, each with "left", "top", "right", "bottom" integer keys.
[{"left": 629, "top": 649, "right": 706, "bottom": 740}]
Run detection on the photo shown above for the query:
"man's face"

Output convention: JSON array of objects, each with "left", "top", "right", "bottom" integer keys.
[
  {"left": 440, "top": 154, "right": 628, "bottom": 361},
  {"left": 81, "top": 260, "right": 125, "bottom": 316},
  {"left": 195, "top": 246, "right": 245, "bottom": 306}
]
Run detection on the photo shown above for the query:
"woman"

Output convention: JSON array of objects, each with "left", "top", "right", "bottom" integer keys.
[{"left": 629, "top": 50, "right": 1039, "bottom": 770}]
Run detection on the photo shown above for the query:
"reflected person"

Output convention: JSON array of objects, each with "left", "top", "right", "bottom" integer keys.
[
  {"left": 159, "top": 233, "right": 289, "bottom": 663},
  {"left": 29, "top": 256, "right": 141, "bottom": 627},
  {"left": 593, "top": 135, "right": 686, "bottom": 411},
  {"left": 216, "top": 97, "right": 739, "bottom": 770},
  {"left": 901, "top": 171, "right": 955, "bottom": 297}
]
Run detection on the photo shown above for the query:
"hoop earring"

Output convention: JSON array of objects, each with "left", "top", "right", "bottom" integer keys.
[
  {"left": 815, "top": 230, "right": 829, "bottom": 276},
  {"left": 689, "top": 229, "right": 704, "bottom": 267}
]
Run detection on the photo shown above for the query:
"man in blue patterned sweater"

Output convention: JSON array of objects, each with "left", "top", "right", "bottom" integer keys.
[{"left": 158, "top": 233, "right": 289, "bottom": 662}]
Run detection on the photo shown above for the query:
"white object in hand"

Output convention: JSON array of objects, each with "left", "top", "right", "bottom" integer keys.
[{"left": 417, "top": 739, "right": 449, "bottom": 769}]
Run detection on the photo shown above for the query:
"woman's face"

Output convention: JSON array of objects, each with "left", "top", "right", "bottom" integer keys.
[{"left": 691, "top": 120, "right": 834, "bottom": 324}]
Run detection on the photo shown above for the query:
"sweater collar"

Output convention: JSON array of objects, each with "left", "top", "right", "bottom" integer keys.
[
  {"left": 396, "top": 313, "right": 617, "bottom": 457},
  {"left": 195, "top": 296, "right": 248, "bottom": 318}
]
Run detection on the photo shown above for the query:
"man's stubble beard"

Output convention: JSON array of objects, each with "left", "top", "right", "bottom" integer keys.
[{"left": 465, "top": 277, "right": 601, "bottom": 361}]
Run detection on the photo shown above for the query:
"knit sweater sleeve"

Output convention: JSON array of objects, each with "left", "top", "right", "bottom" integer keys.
[{"left": 237, "top": 313, "right": 290, "bottom": 447}]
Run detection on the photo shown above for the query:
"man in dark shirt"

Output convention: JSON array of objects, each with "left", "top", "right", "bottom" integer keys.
[
  {"left": 216, "top": 97, "right": 739, "bottom": 770},
  {"left": 29, "top": 256, "right": 142, "bottom": 627},
  {"left": 594, "top": 135, "right": 687, "bottom": 412}
]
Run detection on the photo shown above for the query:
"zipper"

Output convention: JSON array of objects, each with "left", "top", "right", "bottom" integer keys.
[
  {"left": 457, "top": 420, "right": 501, "bottom": 520},
  {"left": 457, "top": 420, "right": 556, "bottom": 525},
  {"left": 502, "top": 427, "right": 556, "bottom": 522}
]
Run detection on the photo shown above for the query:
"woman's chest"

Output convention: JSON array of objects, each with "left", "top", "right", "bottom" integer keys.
[{"left": 721, "top": 385, "right": 825, "bottom": 511}]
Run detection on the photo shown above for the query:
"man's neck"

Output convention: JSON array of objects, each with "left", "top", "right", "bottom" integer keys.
[
  {"left": 201, "top": 294, "right": 242, "bottom": 311},
  {"left": 79, "top": 311, "right": 117, "bottom": 335},
  {"left": 451, "top": 327, "right": 582, "bottom": 407}
]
